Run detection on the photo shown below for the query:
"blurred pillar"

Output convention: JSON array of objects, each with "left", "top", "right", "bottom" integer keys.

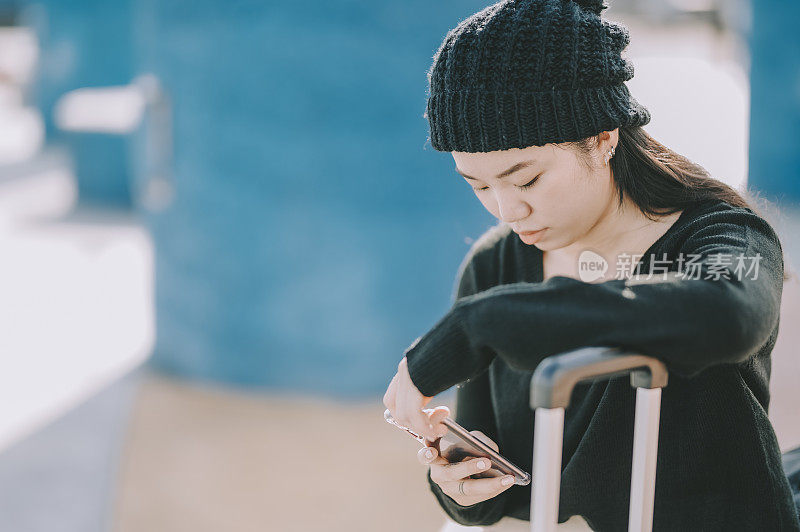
[
  {"left": 747, "top": 0, "right": 800, "bottom": 202},
  {"left": 23, "top": 0, "right": 135, "bottom": 206}
]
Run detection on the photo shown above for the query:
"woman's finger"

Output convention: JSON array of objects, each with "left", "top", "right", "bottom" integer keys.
[
  {"left": 417, "top": 445, "right": 447, "bottom": 466},
  {"left": 426, "top": 406, "right": 450, "bottom": 440},
  {"left": 434, "top": 457, "right": 492, "bottom": 483},
  {"left": 473, "top": 467, "right": 503, "bottom": 479},
  {"left": 454, "top": 474, "right": 516, "bottom": 498}
]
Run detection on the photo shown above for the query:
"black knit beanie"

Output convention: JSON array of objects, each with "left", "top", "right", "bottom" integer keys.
[{"left": 424, "top": 0, "right": 650, "bottom": 152}]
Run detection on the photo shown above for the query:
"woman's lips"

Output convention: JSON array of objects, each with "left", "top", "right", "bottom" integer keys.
[{"left": 515, "top": 227, "right": 547, "bottom": 243}]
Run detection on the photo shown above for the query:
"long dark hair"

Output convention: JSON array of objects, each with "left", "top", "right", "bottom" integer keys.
[{"left": 570, "top": 126, "right": 791, "bottom": 282}]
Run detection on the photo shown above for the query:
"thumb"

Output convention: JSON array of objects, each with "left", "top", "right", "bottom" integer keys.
[{"left": 426, "top": 406, "right": 450, "bottom": 440}]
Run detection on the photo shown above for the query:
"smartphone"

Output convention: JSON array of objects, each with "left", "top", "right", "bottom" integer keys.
[{"left": 383, "top": 409, "right": 531, "bottom": 486}]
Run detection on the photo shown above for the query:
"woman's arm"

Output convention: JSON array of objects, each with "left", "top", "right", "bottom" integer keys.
[
  {"left": 425, "top": 244, "right": 510, "bottom": 526},
  {"left": 406, "top": 208, "right": 784, "bottom": 398}
]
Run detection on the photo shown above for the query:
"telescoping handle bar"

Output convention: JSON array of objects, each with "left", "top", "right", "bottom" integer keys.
[{"left": 528, "top": 347, "right": 669, "bottom": 532}]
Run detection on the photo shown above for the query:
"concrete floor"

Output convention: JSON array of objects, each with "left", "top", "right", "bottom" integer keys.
[{"left": 112, "top": 375, "right": 451, "bottom": 532}]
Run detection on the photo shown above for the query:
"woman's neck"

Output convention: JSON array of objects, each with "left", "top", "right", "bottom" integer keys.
[
  {"left": 543, "top": 196, "right": 682, "bottom": 281},
  {"left": 572, "top": 196, "right": 665, "bottom": 255}
]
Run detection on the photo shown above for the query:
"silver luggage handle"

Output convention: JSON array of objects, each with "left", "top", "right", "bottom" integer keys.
[{"left": 528, "top": 347, "right": 669, "bottom": 532}]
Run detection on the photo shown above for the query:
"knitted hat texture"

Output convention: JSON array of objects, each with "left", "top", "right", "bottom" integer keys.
[{"left": 424, "top": 0, "right": 651, "bottom": 152}]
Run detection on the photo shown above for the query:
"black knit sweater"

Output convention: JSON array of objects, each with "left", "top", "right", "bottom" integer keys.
[{"left": 405, "top": 199, "right": 800, "bottom": 531}]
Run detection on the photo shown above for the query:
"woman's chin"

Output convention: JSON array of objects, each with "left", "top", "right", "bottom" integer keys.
[{"left": 529, "top": 237, "right": 558, "bottom": 251}]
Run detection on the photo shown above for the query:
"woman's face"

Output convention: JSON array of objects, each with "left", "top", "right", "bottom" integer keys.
[{"left": 451, "top": 139, "right": 616, "bottom": 251}]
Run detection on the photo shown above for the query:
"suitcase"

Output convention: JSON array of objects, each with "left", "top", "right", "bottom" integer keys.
[{"left": 529, "top": 346, "right": 669, "bottom": 532}]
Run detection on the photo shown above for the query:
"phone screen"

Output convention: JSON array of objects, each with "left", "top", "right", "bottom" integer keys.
[
  {"left": 383, "top": 409, "right": 531, "bottom": 486},
  {"left": 436, "top": 426, "right": 490, "bottom": 463}
]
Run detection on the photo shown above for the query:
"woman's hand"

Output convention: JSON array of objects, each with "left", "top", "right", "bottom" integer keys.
[
  {"left": 383, "top": 356, "right": 444, "bottom": 442},
  {"left": 418, "top": 426, "right": 516, "bottom": 507}
]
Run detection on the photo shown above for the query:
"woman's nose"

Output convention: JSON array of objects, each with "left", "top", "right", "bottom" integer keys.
[{"left": 494, "top": 189, "right": 531, "bottom": 224}]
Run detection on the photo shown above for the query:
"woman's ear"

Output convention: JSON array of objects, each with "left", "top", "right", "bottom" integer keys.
[
  {"left": 597, "top": 129, "right": 616, "bottom": 151},
  {"left": 598, "top": 129, "right": 619, "bottom": 166}
]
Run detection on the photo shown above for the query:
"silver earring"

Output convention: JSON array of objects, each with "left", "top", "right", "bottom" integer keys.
[{"left": 604, "top": 146, "right": 616, "bottom": 166}]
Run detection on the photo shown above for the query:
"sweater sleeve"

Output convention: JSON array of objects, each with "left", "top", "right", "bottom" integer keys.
[
  {"left": 406, "top": 209, "right": 784, "bottom": 398},
  {"left": 424, "top": 247, "right": 510, "bottom": 526}
]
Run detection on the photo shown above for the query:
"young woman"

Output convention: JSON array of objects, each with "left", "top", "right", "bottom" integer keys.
[{"left": 383, "top": 0, "right": 800, "bottom": 530}]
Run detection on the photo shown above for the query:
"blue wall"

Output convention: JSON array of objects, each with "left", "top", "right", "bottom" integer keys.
[
  {"left": 131, "top": 1, "right": 495, "bottom": 395},
  {"left": 748, "top": 0, "right": 800, "bottom": 203},
  {"left": 42, "top": 1, "right": 800, "bottom": 396}
]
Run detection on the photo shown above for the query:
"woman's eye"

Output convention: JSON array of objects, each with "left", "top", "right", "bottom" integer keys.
[
  {"left": 471, "top": 175, "right": 539, "bottom": 192},
  {"left": 519, "top": 175, "right": 541, "bottom": 189}
]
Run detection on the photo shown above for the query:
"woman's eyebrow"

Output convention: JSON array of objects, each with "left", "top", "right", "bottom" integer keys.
[{"left": 455, "top": 160, "right": 537, "bottom": 181}]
